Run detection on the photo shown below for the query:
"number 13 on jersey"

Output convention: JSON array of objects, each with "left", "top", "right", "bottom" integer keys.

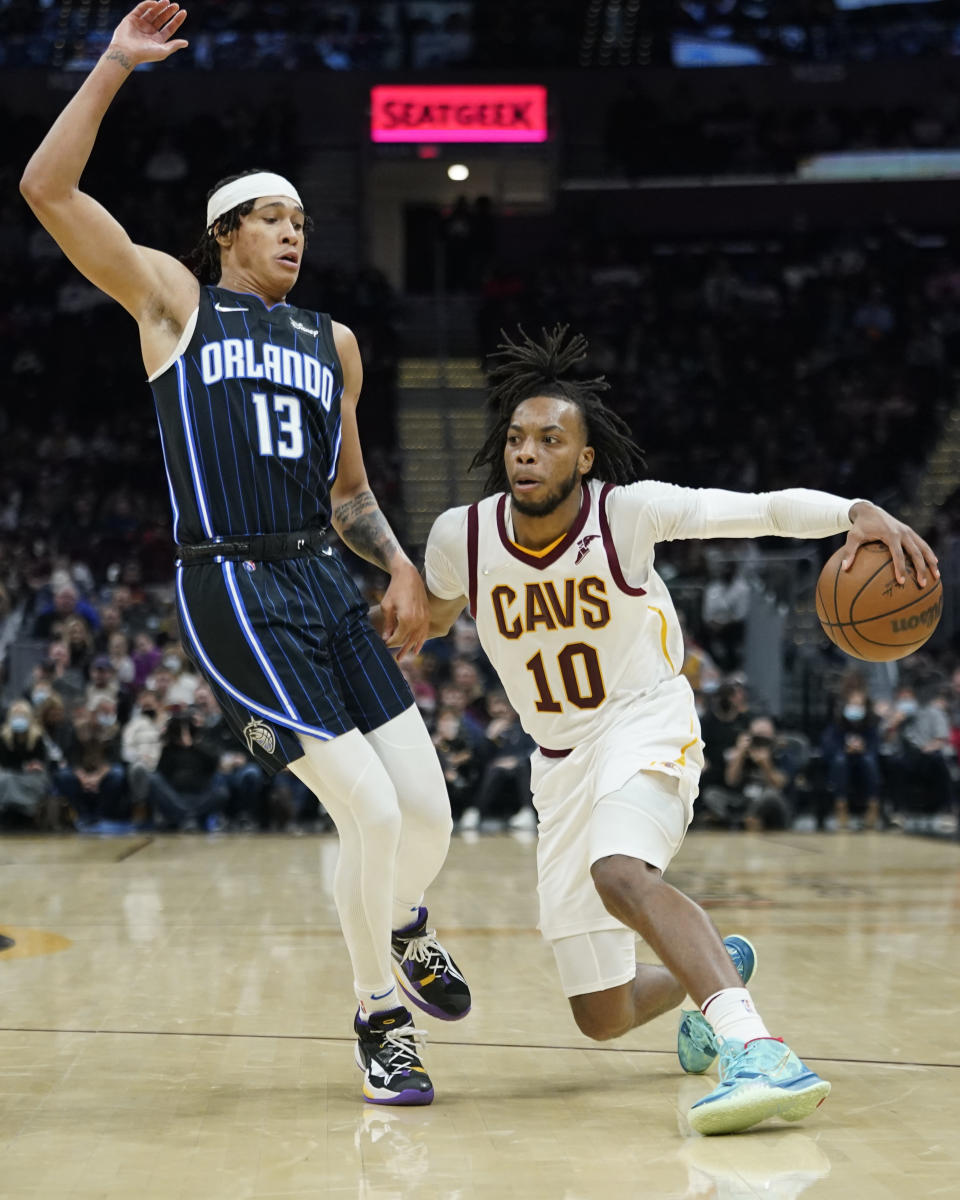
[
  {"left": 252, "top": 393, "right": 304, "bottom": 459},
  {"left": 525, "top": 643, "right": 606, "bottom": 712}
]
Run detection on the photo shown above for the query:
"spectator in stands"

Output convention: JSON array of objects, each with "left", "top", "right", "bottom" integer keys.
[
  {"left": 161, "top": 642, "right": 199, "bottom": 709},
  {"left": 63, "top": 613, "right": 96, "bottom": 674},
  {"left": 450, "top": 658, "right": 490, "bottom": 727},
  {"left": 821, "top": 686, "right": 882, "bottom": 830},
  {"left": 460, "top": 690, "right": 536, "bottom": 832},
  {"left": 106, "top": 630, "right": 137, "bottom": 693},
  {"left": 190, "top": 683, "right": 265, "bottom": 829},
  {"left": 144, "top": 664, "right": 179, "bottom": 717},
  {"left": 0, "top": 699, "right": 52, "bottom": 826},
  {"left": 702, "top": 561, "right": 751, "bottom": 672},
  {"left": 150, "top": 714, "right": 228, "bottom": 832},
  {"left": 55, "top": 705, "right": 129, "bottom": 827},
  {"left": 31, "top": 583, "right": 100, "bottom": 640},
  {"left": 703, "top": 715, "right": 795, "bottom": 831},
  {"left": 679, "top": 615, "right": 721, "bottom": 704},
  {"left": 699, "top": 676, "right": 752, "bottom": 795},
  {"left": 44, "top": 640, "right": 85, "bottom": 710},
  {"left": 92, "top": 602, "right": 125, "bottom": 654},
  {"left": 121, "top": 687, "right": 162, "bottom": 818},
  {"left": 36, "top": 693, "right": 73, "bottom": 767},
  {"left": 432, "top": 707, "right": 485, "bottom": 825},
  {"left": 884, "top": 684, "right": 954, "bottom": 824},
  {"left": 85, "top": 654, "right": 119, "bottom": 711},
  {"left": 436, "top": 681, "right": 488, "bottom": 747},
  {"left": 397, "top": 655, "right": 437, "bottom": 721},
  {"left": 131, "top": 631, "right": 162, "bottom": 690}
]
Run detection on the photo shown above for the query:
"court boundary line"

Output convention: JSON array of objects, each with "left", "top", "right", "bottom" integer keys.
[{"left": 0, "top": 1024, "right": 956, "bottom": 1070}]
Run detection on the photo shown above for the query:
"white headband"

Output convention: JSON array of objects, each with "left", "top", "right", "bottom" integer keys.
[{"left": 206, "top": 172, "right": 303, "bottom": 229}]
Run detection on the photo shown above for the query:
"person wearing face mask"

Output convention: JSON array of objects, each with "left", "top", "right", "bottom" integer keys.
[
  {"left": 0, "top": 701, "right": 52, "bottom": 827},
  {"left": 821, "top": 687, "right": 882, "bottom": 831},
  {"left": 158, "top": 643, "right": 199, "bottom": 709},
  {"left": 885, "top": 684, "right": 954, "bottom": 826},
  {"left": 121, "top": 689, "right": 164, "bottom": 824}
]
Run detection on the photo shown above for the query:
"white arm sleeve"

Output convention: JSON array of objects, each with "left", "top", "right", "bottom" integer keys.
[
  {"left": 424, "top": 506, "right": 470, "bottom": 600},
  {"left": 615, "top": 481, "right": 859, "bottom": 544}
]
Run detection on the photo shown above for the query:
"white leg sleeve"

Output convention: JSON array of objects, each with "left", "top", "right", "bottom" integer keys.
[
  {"left": 289, "top": 730, "right": 401, "bottom": 997},
  {"left": 363, "top": 705, "right": 453, "bottom": 911}
]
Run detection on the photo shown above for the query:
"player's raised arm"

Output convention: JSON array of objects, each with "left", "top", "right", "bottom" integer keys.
[
  {"left": 19, "top": 3, "right": 196, "bottom": 329},
  {"left": 329, "top": 322, "right": 430, "bottom": 659}
]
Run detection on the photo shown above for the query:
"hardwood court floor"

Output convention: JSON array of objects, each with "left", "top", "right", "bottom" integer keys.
[{"left": 1, "top": 829, "right": 958, "bottom": 1199}]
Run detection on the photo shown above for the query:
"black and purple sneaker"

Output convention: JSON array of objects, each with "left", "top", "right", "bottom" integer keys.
[
  {"left": 354, "top": 1006, "right": 434, "bottom": 1106},
  {"left": 391, "top": 907, "right": 471, "bottom": 1021}
]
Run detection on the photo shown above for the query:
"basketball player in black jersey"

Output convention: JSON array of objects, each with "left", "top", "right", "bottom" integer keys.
[{"left": 21, "top": 2, "right": 469, "bottom": 1106}]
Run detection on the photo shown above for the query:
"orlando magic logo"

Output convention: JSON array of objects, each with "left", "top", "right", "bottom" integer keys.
[
  {"left": 243, "top": 718, "right": 277, "bottom": 756},
  {"left": 575, "top": 534, "right": 600, "bottom": 565}
]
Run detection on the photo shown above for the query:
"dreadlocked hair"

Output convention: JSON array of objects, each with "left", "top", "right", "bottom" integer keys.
[
  {"left": 183, "top": 168, "right": 313, "bottom": 283},
  {"left": 470, "top": 324, "right": 645, "bottom": 495}
]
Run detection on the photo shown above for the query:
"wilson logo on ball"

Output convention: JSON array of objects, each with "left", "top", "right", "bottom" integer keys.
[
  {"left": 892, "top": 597, "right": 943, "bottom": 633},
  {"left": 816, "top": 540, "right": 943, "bottom": 662}
]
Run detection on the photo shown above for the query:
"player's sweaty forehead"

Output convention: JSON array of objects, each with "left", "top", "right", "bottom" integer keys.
[{"left": 507, "top": 395, "right": 587, "bottom": 441}]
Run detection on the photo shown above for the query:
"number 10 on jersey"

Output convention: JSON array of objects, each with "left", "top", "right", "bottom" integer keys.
[{"left": 525, "top": 642, "right": 606, "bottom": 712}]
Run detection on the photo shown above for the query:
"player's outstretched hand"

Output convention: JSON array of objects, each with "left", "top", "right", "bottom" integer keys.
[
  {"left": 379, "top": 564, "right": 431, "bottom": 661},
  {"left": 842, "top": 500, "right": 939, "bottom": 588},
  {"left": 109, "top": 2, "right": 189, "bottom": 68}
]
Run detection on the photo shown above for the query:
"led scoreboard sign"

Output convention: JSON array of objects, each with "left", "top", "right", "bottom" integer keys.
[{"left": 371, "top": 85, "right": 548, "bottom": 144}]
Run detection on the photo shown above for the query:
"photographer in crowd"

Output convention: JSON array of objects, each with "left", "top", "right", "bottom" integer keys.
[{"left": 700, "top": 714, "right": 795, "bottom": 831}]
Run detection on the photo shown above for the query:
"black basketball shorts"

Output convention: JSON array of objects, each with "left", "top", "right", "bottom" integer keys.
[{"left": 175, "top": 548, "right": 414, "bottom": 773}]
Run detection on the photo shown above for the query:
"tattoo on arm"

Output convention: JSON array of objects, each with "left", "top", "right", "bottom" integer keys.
[
  {"left": 333, "top": 490, "right": 401, "bottom": 571},
  {"left": 105, "top": 48, "right": 133, "bottom": 71}
]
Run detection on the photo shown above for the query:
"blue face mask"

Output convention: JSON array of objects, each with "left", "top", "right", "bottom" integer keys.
[
  {"left": 843, "top": 705, "right": 865, "bottom": 722},
  {"left": 898, "top": 699, "right": 918, "bottom": 717},
  {"left": 9, "top": 716, "right": 29, "bottom": 734}
]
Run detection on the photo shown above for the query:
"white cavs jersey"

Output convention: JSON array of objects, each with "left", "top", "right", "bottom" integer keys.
[
  {"left": 427, "top": 478, "right": 689, "bottom": 751},
  {"left": 425, "top": 477, "right": 854, "bottom": 791}
]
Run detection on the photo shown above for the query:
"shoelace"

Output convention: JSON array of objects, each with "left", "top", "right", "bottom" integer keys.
[
  {"left": 401, "top": 929, "right": 448, "bottom": 973},
  {"left": 682, "top": 1011, "right": 716, "bottom": 1053},
  {"left": 717, "top": 1037, "right": 787, "bottom": 1083},
  {"left": 377, "top": 1023, "right": 429, "bottom": 1078}
]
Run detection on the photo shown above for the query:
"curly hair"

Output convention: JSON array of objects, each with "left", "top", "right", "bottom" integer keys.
[
  {"left": 470, "top": 324, "right": 645, "bottom": 494},
  {"left": 183, "top": 168, "right": 312, "bottom": 283}
]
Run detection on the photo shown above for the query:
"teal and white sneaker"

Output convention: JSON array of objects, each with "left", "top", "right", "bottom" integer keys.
[
  {"left": 678, "top": 935, "right": 757, "bottom": 1074},
  {"left": 688, "top": 1037, "right": 831, "bottom": 1135}
]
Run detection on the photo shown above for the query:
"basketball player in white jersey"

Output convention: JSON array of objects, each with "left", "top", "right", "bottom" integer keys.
[{"left": 409, "top": 326, "right": 938, "bottom": 1135}]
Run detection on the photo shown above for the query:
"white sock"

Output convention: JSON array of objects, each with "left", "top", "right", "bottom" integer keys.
[
  {"left": 357, "top": 983, "right": 399, "bottom": 1019},
  {"left": 392, "top": 900, "right": 423, "bottom": 933},
  {"left": 701, "top": 987, "right": 771, "bottom": 1045}
]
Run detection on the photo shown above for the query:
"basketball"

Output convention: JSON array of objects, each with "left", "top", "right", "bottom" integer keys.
[{"left": 815, "top": 541, "right": 943, "bottom": 661}]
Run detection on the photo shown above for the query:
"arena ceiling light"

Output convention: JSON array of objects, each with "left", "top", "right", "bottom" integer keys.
[{"left": 447, "top": 164, "right": 470, "bottom": 182}]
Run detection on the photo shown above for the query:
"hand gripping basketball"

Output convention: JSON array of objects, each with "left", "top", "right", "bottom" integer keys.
[
  {"left": 817, "top": 502, "right": 943, "bottom": 662},
  {"left": 841, "top": 501, "right": 938, "bottom": 588}
]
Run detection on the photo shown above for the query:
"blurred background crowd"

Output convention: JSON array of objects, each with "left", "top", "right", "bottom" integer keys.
[{"left": 3, "top": 0, "right": 960, "bottom": 839}]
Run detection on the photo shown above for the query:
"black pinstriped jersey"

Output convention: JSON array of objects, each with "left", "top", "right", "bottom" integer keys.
[{"left": 149, "top": 285, "right": 344, "bottom": 545}]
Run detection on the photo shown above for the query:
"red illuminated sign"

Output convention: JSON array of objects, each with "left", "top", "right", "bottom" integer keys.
[{"left": 371, "top": 85, "right": 548, "bottom": 144}]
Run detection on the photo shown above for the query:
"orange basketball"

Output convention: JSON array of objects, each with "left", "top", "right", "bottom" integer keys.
[{"left": 815, "top": 541, "right": 942, "bottom": 662}]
